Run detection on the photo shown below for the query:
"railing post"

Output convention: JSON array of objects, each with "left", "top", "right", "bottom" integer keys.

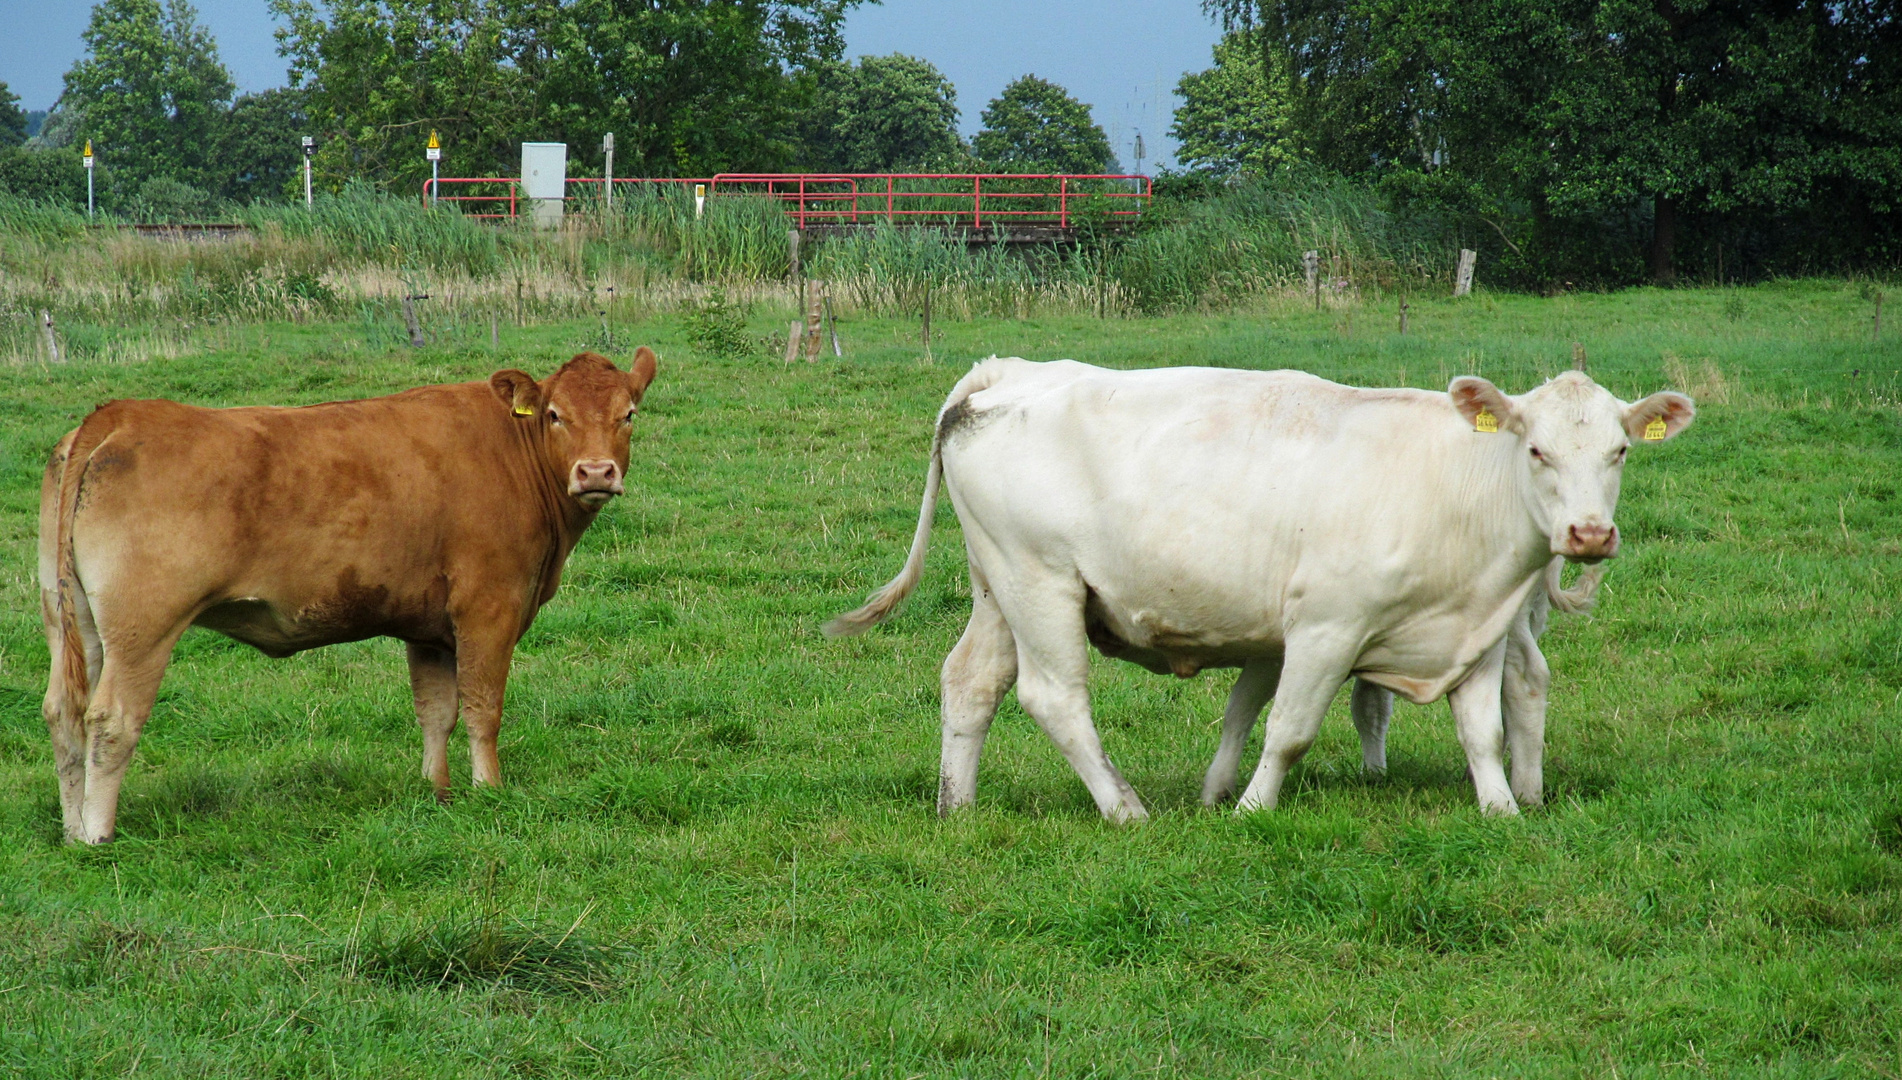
[
  {"left": 974, "top": 175, "right": 982, "bottom": 230},
  {"left": 1060, "top": 176, "right": 1068, "bottom": 230},
  {"left": 887, "top": 175, "right": 894, "bottom": 224}
]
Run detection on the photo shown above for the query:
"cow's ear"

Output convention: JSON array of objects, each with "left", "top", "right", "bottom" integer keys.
[
  {"left": 1624, "top": 391, "right": 1695, "bottom": 443},
  {"left": 627, "top": 346, "right": 658, "bottom": 404},
  {"left": 1448, "top": 376, "right": 1521, "bottom": 434},
  {"left": 490, "top": 369, "right": 542, "bottom": 418}
]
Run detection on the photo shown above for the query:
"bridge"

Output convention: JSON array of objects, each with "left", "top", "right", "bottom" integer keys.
[{"left": 422, "top": 172, "right": 1152, "bottom": 242}]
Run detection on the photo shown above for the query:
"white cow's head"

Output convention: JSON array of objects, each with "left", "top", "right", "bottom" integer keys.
[{"left": 1449, "top": 372, "right": 1694, "bottom": 562}]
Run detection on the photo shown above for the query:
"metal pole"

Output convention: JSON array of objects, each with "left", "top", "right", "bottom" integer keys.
[
  {"left": 603, "top": 132, "right": 614, "bottom": 212},
  {"left": 83, "top": 140, "right": 94, "bottom": 219},
  {"left": 430, "top": 160, "right": 438, "bottom": 207}
]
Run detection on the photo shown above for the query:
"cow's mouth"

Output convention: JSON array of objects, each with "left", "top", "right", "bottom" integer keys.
[{"left": 573, "top": 487, "right": 618, "bottom": 508}]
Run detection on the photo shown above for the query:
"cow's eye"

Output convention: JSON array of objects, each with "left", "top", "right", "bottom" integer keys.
[
  {"left": 1528, "top": 445, "right": 1545, "bottom": 462},
  {"left": 623, "top": 408, "right": 635, "bottom": 424},
  {"left": 1615, "top": 445, "right": 1628, "bottom": 462},
  {"left": 546, "top": 408, "right": 561, "bottom": 424}
]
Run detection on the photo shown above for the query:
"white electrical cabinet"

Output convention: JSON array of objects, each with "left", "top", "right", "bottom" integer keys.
[{"left": 521, "top": 142, "right": 568, "bottom": 227}]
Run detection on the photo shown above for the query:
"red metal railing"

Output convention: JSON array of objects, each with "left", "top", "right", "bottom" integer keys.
[
  {"left": 709, "top": 173, "right": 1150, "bottom": 230},
  {"left": 423, "top": 173, "right": 1152, "bottom": 228}
]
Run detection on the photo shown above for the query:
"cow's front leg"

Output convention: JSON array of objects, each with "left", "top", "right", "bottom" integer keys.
[
  {"left": 1450, "top": 640, "right": 1516, "bottom": 815},
  {"left": 1201, "top": 657, "right": 1278, "bottom": 806},
  {"left": 1235, "top": 637, "right": 1356, "bottom": 813},
  {"left": 1350, "top": 678, "right": 1393, "bottom": 775},
  {"left": 1502, "top": 620, "right": 1550, "bottom": 809},
  {"left": 447, "top": 611, "right": 521, "bottom": 789},
  {"left": 938, "top": 569, "right": 1017, "bottom": 816},
  {"left": 407, "top": 643, "right": 458, "bottom": 800}
]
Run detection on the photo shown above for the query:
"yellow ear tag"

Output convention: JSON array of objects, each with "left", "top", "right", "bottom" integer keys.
[
  {"left": 1643, "top": 416, "right": 1667, "bottom": 441},
  {"left": 513, "top": 403, "right": 534, "bottom": 417},
  {"left": 1474, "top": 408, "right": 1498, "bottom": 434}
]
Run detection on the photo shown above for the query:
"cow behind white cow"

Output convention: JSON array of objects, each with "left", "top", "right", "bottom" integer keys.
[{"left": 825, "top": 359, "right": 1691, "bottom": 820}]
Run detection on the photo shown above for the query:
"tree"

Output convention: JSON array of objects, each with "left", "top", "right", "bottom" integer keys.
[
  {"left": 1204, "top": 0, "right": 1902, "bottom": 283},
  {"left": 1171, "top": 31, "right": 1296, "bottom": 176},
  {"left": 209, "top": 88, "right": 307, "bottom": 203},
  {"left": 973, "top": 75, "right": 1116, "bottom": 173},
  {"left": 0, "top": 84, "right": 26, "bottom": 148},
  {"left": 272, "top": 0, "right": 534, "bottom": 194},
  {"left": 532, "top": 0, "right": 860, "bottom": 177},
  {"left": 803, "top": 54, "right": 963, "bottom": 172},
  {"left": 60, "top": 0, "right": 235, "bottom": 190}
]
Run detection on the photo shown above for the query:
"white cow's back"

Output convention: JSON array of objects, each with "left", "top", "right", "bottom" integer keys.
[{"left": 940, "top": 359, "right": 1551, "bottom": 702}]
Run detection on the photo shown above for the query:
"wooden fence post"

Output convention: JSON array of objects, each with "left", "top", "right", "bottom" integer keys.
[
  {"left": 1398, "top": 300, "right": 1409, "bottom": 335},
  {"left": 1303, "top": 250, "right": 1320, "bottom": 310},
  {"left": 922, "top": 283, "right": 933, "bottom": 361},
  {"left": 787, "top": 229, "right": 802, "bottom": 283},
  {"left": 783, "top": 320, "right": 802, "bottom": 363},
  {"left": 41, "top": 310, "right": 61, "bottom": 363},
  {"left": 401, "top": 294, "right": 428, "bottom": 348},
  {"left": 803, "top": 280, "right": 824, "bottom": 362},
  {"left": 1454, "top": 249, "right": 1477, "bottom": 297},
  {"left": 1573, "top": 342, "right": 1588, "bottom": 373}
]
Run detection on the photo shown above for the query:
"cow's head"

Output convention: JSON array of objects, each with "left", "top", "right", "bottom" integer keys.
[
  {"left": 1449, "top": 371, "right": 1693, "bottom": 562},
  {"left": 491, "top": 348, "right": 659, "bottom": 510}
]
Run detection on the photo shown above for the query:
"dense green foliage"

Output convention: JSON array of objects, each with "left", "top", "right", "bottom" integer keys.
[
  {"left": 801, "top": 54, "right": 965, "bottom": 172},
  {"left": 60, "top": 0, "right": 235, "bottom": 192},
  {"left": 1199, "top": 0, "right": 1902, "bottom": 285},
  {"left": 972, "top": 75, "right": 1117, "bottom": 174},
  {"left": 0, "top": 83, "right": 26, "bottom": 148},
  {"left": 0, "top": 285, "right": 1899, "bottom": 1075},
  {"left": 1171, "top": 31, "right": 1296, "bottom": 176}
]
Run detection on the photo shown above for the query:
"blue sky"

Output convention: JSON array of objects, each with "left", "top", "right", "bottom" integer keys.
[{"left": 0, "top": 0, "right": 1224, "bottom": 169}]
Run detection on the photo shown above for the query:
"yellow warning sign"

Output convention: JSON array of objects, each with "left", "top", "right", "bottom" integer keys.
[
  {"left": 427, "top": 130, "right": 441, "bottom": 149},
  {"left": 82, "top": 139, "right": 93, "bottom": 158}
]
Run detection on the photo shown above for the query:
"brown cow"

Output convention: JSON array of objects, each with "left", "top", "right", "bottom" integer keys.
[{"left": 38, "top": 349, "right": 658, "bottom": 843}]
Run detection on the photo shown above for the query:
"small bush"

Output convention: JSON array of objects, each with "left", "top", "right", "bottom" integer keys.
[{"left": 684, "top": 287, "right": 752, "bottom": 358}]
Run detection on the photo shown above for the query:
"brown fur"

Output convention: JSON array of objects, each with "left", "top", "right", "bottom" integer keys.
[{"left": 40, "top": 349, "right": 658, "bottom": 842}]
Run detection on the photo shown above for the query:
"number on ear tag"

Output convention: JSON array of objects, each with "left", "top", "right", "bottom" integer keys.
[
  {"left": 1643, "top": 416, "right": 1667, "bottom": 441},
  {"left": 1474, "top": 408, "right": 1498, "bottom": 433},
  {"left": 513, "top": 403, "right": 534, "bottom": 417}
]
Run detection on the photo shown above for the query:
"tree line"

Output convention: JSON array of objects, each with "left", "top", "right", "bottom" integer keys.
[
  {"left": 0, "top": 0, "right": 1122, "bottom": 219},
  {"left": 4, "top": 0, "right": 1896, "bottom": 286},
  {"left": 1178, "top": 0, "right": 1902, "bottom": 283}
]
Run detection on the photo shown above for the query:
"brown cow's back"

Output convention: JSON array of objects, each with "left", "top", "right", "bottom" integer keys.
[{"left": 68, "top": 383, "right": 568, "bottom": 656}]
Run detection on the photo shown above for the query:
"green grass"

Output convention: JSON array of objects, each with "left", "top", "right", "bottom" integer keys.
[{"left": 1, "top": 280, "right": 1900, "bottom": 1077}]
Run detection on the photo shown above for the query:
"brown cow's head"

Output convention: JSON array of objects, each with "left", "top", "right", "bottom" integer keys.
[{"left": 491, "top": 348, "right": 659, "bottom": 510}]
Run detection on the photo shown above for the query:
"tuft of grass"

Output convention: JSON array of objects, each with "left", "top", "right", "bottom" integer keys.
[{"left": 352, "top": 914, "right": 620, "bottom": 997}]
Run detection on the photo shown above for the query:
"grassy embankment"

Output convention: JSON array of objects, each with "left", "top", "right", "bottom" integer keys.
[{"left": 0, "top": 279, "right": 1898, "bottom": 1077}]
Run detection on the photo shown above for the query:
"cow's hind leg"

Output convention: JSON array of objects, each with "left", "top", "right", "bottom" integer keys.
[
  {"left": 938, "top": 565, "right": 1016, "bottom": 816},
  {"left": 1351, "top": 678, "right": 1394, "bottom": 775},
  {"left": 1235, "top": 634, "right": 1357, "bottom": 813},
  {"left": 77, "top": 637, "right": 179, "bottom": 844},
  {"left": 1200, "top": 657, "right": 1279, "bottom": 806},
  {"left": 41, "top": 587, "right": 100, "bottom": 842},
  {"left": 407, "top": 643, "right": 458, "bottom": 801},
  {"left": 1001, "top": 584, "right": 1145, "bottom": 823}
]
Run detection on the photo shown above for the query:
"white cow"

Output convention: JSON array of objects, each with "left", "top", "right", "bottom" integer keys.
[{"left": 825, "top": 359, "right": 1692, "bottom": 820}]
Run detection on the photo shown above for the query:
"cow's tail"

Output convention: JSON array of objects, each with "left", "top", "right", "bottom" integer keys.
[
  {"left": 822, "top": 359, "right": 1009, "bottom": 638},
  {"left": 1544, "top": 557, "right": 1610, "bottom": 615},
  {"left": 51, "top": 414, "right": 113, "bottom": 704}
]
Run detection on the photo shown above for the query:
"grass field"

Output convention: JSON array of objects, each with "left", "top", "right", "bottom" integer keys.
[{"left": 1, "top": 280, "right": 1899, "bottom": 1078}]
